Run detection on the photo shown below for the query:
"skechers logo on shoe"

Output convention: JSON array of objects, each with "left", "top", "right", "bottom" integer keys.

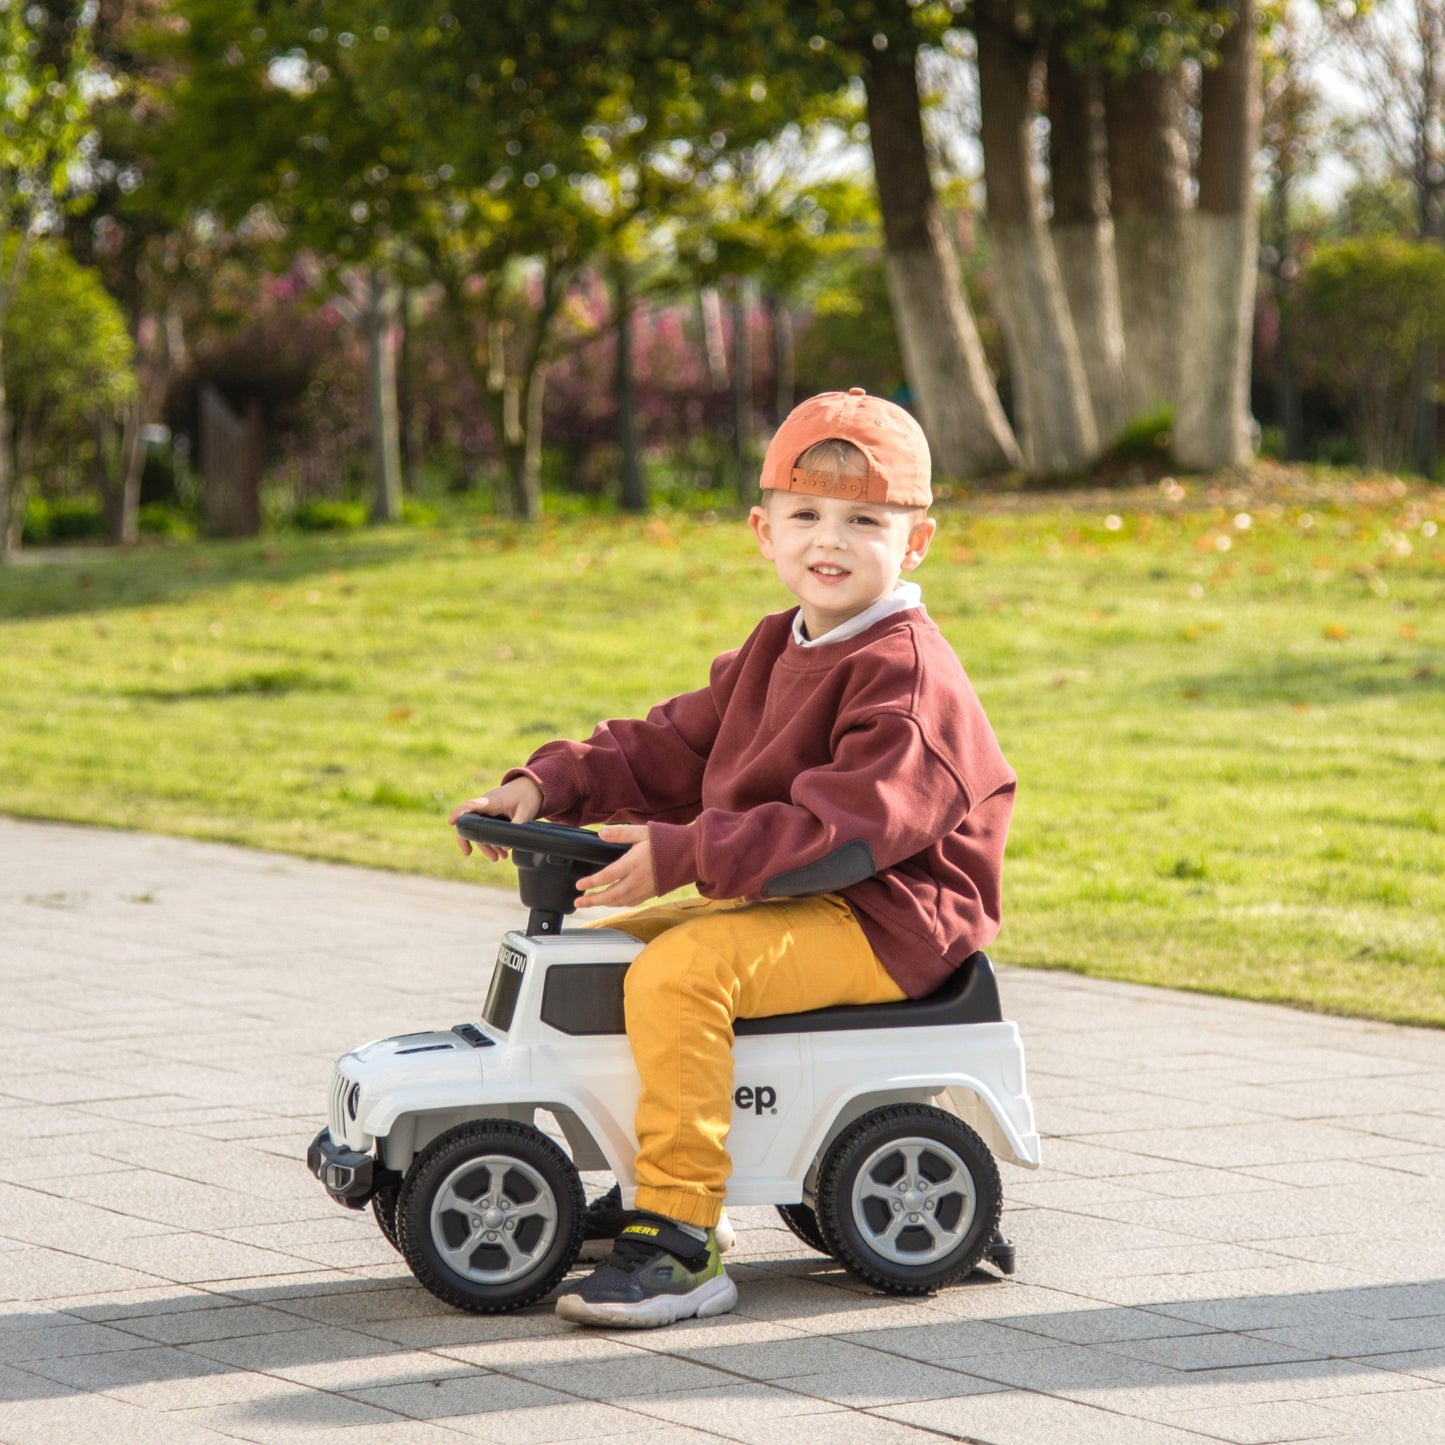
[
  {"left": 621, "top": 1223, "right": 660, "bottom": 1239},
  {"left": 734, "top": 1084, "right": 778, "bottom": 1115}
]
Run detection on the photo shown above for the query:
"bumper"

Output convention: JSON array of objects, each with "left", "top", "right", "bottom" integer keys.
[{"left": 307, "top": 1128, "right": 378, "bottom": 1209}]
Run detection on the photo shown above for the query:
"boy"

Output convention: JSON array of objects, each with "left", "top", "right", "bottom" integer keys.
[{"left": 450, "top": 388, "right": 1015, "bottom": 1329}]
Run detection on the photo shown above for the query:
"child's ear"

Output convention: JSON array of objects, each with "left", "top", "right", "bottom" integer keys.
[
  {"left": 901, "top": 516, "right": 937, "bottom": 572},
  {"left": 749, "top": 504, "right": 775, "bottom": 560}
]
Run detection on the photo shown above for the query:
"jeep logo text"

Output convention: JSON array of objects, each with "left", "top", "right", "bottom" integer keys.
[{"left": 734, "top": 1084, "right": 777, "bottom": 1115}]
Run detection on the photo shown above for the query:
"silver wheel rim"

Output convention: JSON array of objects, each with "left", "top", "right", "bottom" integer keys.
[
  {"left": 849, "top": 1134, "right": 977, "bottom": 1267},
  {"left": 429, "top": 1152, "right": 559, "bottom": 1285}
]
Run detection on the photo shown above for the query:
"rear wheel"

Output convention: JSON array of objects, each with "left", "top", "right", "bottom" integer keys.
[
  {"left": 817, "top": 1104, "right": 1001, "bottom": 1295},
  {"left": 775, "top": 1202, "right": 831, "bottom": 1256},
  {"left": 396, "top": 1120, "right": 584, "bottom": 1313}
]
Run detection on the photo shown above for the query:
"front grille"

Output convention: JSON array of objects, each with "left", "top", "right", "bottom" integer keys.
[{"left": 328, "top": 1070, "right": 353, "bottom": 1143}]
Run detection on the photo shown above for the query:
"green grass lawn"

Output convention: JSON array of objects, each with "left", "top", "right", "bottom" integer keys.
[{"left": 2, "top": 467, "right": 1442, "bottom": 1024}]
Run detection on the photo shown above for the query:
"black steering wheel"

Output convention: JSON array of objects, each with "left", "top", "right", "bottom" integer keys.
[{"left": 454, "top": 814, "right": 630, "bottom": 935}]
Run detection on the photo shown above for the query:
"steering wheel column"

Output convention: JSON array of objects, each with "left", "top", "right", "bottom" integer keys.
[{"left": 453, "top": 815, "right": 630, "bottom": 935}]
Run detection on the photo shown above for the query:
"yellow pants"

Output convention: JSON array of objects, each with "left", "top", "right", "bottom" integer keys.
[{"left": 602, "top": 893, "right": 906, "bottom": 1228}]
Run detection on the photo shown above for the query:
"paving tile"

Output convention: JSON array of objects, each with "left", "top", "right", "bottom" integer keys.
[
  {"left": 0, "top": 1389, "right": 237, "bottom": 1443},
  {"left": 346, "top": 1374, "right": 629, "bottom": 1428},
  {"left": 166, "top": 1382, "right": 413, "bottom": 1441},
  {"left": 10, "top": 816, "right": 1445, "bottom": 1443},
  {"left": 986, "top": 1304, "right": 1215, "bottom": 1346},
  {"left": 713, "top": 1408, "right": 968, "bottom": 1444},
  {"left": 1161, "top": 1398, "right": 1352, "bottom": 1442},
  {"left": 504, "top": 1352, "right": 740, "bottom": 1401},
  {"left": 879, "top": 1387, "right": 1218, "bottom": 1442}
]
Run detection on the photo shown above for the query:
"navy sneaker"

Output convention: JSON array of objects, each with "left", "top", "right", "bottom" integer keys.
[
  {"left": 578, "top": 1184, "right": 736, "bottom": 1262},
  {"left": 557, "top": 1213, "right": 737, "bottom": 1328}
]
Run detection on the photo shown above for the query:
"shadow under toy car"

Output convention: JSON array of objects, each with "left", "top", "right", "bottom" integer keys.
[{"left": 307, "top": 815, "right": 1040, "bottom": 1313}]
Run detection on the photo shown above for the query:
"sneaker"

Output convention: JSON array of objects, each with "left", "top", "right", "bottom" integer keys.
[
  {"left": 556, "top": 1213, "right": 738, "bottom": 1328},
  {"left": 578, "top": 1184, "right": 736, "bottom": 1262}
]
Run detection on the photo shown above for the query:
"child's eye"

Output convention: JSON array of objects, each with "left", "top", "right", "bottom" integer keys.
[{"left": 851, "top": 514, "right": 880, "bottom": 526}]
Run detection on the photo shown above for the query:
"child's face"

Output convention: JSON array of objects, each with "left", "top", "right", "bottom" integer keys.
[{"left": 750, "top": 492, "right": 936, "bottom": 639}]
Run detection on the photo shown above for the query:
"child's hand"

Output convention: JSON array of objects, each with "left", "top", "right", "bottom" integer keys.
[
  {"left": 449, "top": 776, "right": 544, "bottom": 859},
  {"left": 575, "top": 825, "right": 655, "bottom": 909}
]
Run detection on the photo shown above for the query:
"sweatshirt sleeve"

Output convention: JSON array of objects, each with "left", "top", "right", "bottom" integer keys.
[
  {"left": 647, "top": 706, "right": 974, "bottom": 899},
  {"left": 506, "top": 649, "right": 738, "bottom": 827}
]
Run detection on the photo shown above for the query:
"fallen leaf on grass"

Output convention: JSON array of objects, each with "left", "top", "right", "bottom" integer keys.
[
  {"left": 1400, "top": 623, "right": 1420, "bottom": 640},
  {"left": 1323, "top": 624, "right": 1350, "bottom": 642},
  {"left": 387, "top": 706, "right": 415, "bottom": 724}
]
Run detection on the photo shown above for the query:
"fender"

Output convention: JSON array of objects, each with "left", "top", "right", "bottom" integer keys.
[
  {"left": 361, "top": 1080, "right": 634, "bottom": 1179},
  {"left": 789, "top": 1068, "right": 1041, "bottom": 1183}
]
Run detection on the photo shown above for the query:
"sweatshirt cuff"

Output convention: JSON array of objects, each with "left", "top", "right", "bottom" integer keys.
[
  {"left": 505, "top": 756, "right": 580, "bottom": 822},
  {"left": 647, "top": 822, "right": 700, "bottom": 896}
]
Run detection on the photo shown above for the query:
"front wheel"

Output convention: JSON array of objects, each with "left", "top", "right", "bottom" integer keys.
[
  {"left": 816, "top": 1104, "right": 1001, "bottom": 1295},
  {"left": 396, "top": 1120, "right": 584, "bottom": 1313},
  {"left": 372, "top": 1179, "right": 401, "bottom": 1253}
]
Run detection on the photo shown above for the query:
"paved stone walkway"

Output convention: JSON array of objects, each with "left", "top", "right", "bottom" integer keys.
[{"left": 3, "top": 816, "right": 1445, "bottom": 1444}]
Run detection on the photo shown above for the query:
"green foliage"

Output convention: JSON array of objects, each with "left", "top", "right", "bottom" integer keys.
[
  {"left": 290, "top": 499, "right": 368, "bottom": 532},
  {"left": 0, "top": 2, "right": 99, "bottom": 234},
  {"left": 21, "top": 493, "right": 105, "bottom": 544},
  {"left": 137, "top": 502, "right": 197, "bottom": 540},
  {"left": 1294, "top": 236, "right": 1445, "bottom": 468},
  {"left": 794, "top": 251, "right": 907, "bottom": 397},
  {"left": 2, "top": 234, "right": 136, "bottom": 434},
  {"left": 1107, "top": 404, "right": 1176, "bottom": 462}
]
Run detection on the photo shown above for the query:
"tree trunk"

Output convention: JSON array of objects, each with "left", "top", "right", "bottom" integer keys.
[
  {"left": 397, "top": 285, "right": 423, "bottom": 490},
  {"left": 976, "top": 9, "right": 1098, "bottom": 475},
  {"left": 108, "top": 306, "right": 182, "bottom": 546},
  {"left": 865, "top": 42, "right": 1022, "bottom": 477},
  {"left": 1175, "top": 0, "right": 1261, "bottom": 468},
  {"left": 0, "top": 229, "right": 36, "bottom": 563},
  {"left": 1047, "top": 46, "right": 1130, "bottom": 445},
  {"left": 199, "top": 385, "right": 263, "bottom": 538},
  {"left": 730, "top": 279, "right": 754, "bottom": 500},
  {"left": 614, "top": 264, "right": 646, "bottom": 512},
  {"left": 1104, "top": 66, "right": 1192, "bottom": 422},
  {"left": 769, "top": 289, "right": 795, "bottom": 423},
  {"left": 0, "top": 331, "right": 14, "bottom": 561},
  {"left": 363, "top": 267, "right": 404, "bottom": 523}
]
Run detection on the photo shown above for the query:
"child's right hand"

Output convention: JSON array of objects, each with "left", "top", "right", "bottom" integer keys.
[{"left": 449, "top": 776, "right": 544, "bottom": 860}]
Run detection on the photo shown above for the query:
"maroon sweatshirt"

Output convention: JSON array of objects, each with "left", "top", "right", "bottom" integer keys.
[{"left": 516, "top": 607, "right": 1015, "bottom": 998}]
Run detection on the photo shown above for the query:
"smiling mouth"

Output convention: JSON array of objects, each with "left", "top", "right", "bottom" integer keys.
[{"left": 810, "top": 565, "right": 849, "bottom": 579}]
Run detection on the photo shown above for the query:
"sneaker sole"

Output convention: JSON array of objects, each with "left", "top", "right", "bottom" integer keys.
[
  {"left": 577, "top": 1211, "right": 737, "bottom": 1265},
  {"left": 555, "top": 1271, "right": 738, "bottom": 1329}
]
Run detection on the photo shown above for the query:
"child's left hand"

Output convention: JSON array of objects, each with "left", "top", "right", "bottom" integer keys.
[{"left": 574, "top": 825, "right": 655, "bottom": 909}]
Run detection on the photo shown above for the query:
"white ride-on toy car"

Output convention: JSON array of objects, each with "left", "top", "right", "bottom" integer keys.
[{"left": 307, "top": 815, "right": 1040, "bottom": 1313}]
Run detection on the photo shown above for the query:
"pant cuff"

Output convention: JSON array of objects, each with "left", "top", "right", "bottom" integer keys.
[{"left": 634, "top": 1186, "right": 723, "bottom": 1229}]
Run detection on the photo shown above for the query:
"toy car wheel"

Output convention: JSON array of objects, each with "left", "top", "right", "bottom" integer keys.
[
  {"left": 775, "top": 1202, "right": 831, "bottom": 1257},
  {"left": 396, "top": 1120, "right": 584, "bottom": 1313},
  {"left": 372, "top": 1180, "right": 401, "bottom": 1253},
  {"left": 816, "top": 1104, "right": 1001, "bottom": 1295}
]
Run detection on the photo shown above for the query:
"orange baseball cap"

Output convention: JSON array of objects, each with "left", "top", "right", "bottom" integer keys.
[{"left": 759, "top": 388, "right": 932, "bottom": 507}]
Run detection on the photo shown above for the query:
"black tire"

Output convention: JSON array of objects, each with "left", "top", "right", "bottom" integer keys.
[
  {"left": 396, "top": 1120, "right": 584, "bottom": 1314},
  {"left": 372, "top": 1180, "right": 401, "bottom": 1253},
  {"left": 775, "top": 1202, "right": 832, "bottom": 1257},
  {"left": 816, "top": 1104, "right": 1001, "bottom": 1295}
]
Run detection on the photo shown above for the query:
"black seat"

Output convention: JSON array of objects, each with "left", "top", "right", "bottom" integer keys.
[
  {"left": 734, "top": 951, "right": 1001, "bottom": 1035},
  {"left": 538, "top": 951, "right": 1001, "bottom": 1037}
]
